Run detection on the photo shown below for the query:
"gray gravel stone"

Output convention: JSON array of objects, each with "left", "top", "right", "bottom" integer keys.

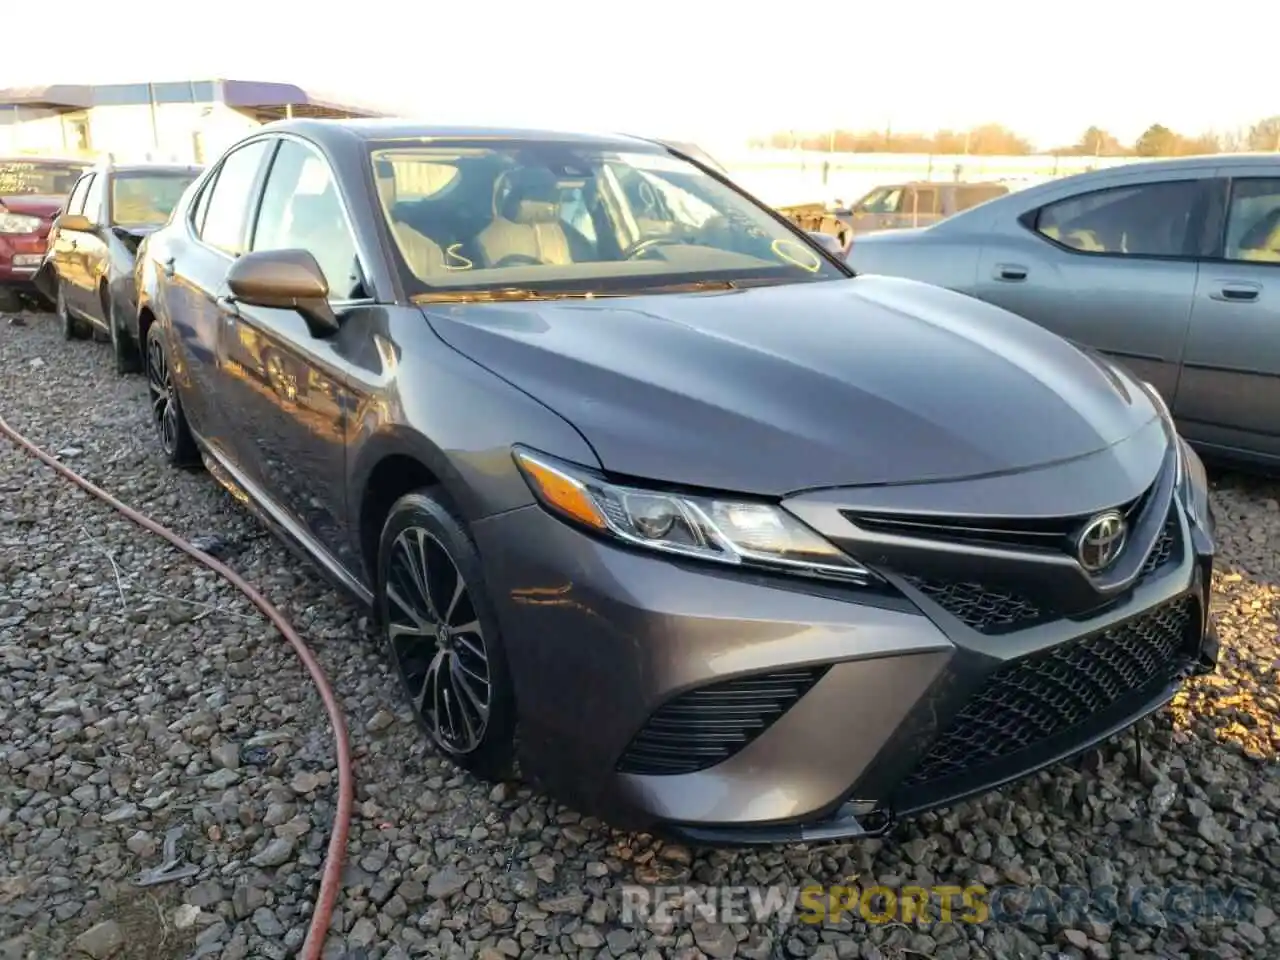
[
  {"left": 2, "top": 315, "right": 1278, "bottom": 960},
  {"left": 249, "top": 837, "right": 296, "bottom": 867},
  {"left": 69, "top": 920, "right": 123, "bottom": 958}
]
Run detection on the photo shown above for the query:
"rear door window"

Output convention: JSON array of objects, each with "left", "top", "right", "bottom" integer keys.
[
  {"left": 1033, "top": 180, "right": 1206, "bottom": 257},
  {"left": 1223, "top": 178, "right": 1280, "bottom": 263}
]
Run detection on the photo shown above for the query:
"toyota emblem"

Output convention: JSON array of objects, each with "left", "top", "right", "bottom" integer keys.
[{"left": 1076, "top": 511, "right": 1127, "bottom": 573}]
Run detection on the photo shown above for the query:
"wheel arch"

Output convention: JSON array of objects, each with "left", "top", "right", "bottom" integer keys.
[
  {"left": 137, "top": 304, "right": 157, "bottom": 361},
  {"left": 97, "top": 276, "right": 112, "bottom": 321},
  {"left": 350, "top": 428, "right": 474, "bottom": 589}
]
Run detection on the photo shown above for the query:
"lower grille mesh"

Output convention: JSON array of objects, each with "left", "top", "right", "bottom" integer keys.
[
  {"left": 1139, "top": 512, "right": 1179, "bottom": 578},
  {"left": 616, "top": 667, "right": 828, "bottom": 776},
  {"left": 903, "top": 595, "right": 1196, "bottom": 787},
  {"left": 903, "top": 578, "right": 1045, "bottom": 633}
]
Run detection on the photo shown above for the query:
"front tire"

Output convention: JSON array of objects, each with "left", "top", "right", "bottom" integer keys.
[
  {"left": 377, "top": 490, "right": 516, "bottom": 780},
  {"left": 108, "top": 296, "right": 142, "bottom": 375},
  {"left": 57, "top": 283, "right": 90, "bottom": 341},
  {"left": 145, "top": 323, "right": 199, "bottom": 467}
]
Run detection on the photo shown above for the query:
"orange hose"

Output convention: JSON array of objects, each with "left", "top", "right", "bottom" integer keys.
[{"left": 0, "top": 411, "right": 353, "bottom": 960}]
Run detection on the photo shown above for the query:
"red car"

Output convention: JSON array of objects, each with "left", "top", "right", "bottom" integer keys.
[{"left": 0, "top": 156, "right": 91, "bottom": 311}]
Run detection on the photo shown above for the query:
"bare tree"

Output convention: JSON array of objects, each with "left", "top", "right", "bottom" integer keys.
[{"left": 1246, "top": 116, "right": 1280, "bottom": 152}]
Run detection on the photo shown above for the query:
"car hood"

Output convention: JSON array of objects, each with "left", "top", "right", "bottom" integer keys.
[
  {"left": 422, "top": 275, "right": 1159, "bottom": 496},
  {"left": 0, "top": 194, "right": 60, "bottom": 219},
  {"left": 850, "top": 226, "right": 931, "bottom": 245}
]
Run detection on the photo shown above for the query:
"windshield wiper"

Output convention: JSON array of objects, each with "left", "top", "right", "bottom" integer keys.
[{"left": 413, "top": 278, "right": 739, "bottom": 304}]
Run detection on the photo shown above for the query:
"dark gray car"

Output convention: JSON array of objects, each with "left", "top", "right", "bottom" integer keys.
[
  {"left": 36, "top": 161, "right": 201, "bottom": 371},
  {"left": 133, "top": 119, "right": 1218, "bottom": 844},
  {"left": 847, "top": 155, "right": 1280, "bottom": 471}
]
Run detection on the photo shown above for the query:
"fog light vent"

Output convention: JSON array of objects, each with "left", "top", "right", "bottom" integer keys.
[{"left": 616, "top": 666, "right": 828, "bottom": 777}]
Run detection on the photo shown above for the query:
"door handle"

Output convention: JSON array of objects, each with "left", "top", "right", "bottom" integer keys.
[
  {"left": 161, "top": 257, "right": 175, "bottom": 278},
  {"left": 68, "top": 239, "right": 78, "bottom": 251},
  {"left": 993, "top": 263, "right": 1028, "bottom": 282},
  {"left": 1210, "top": 281, "right": 1261, "bottom": 303}
]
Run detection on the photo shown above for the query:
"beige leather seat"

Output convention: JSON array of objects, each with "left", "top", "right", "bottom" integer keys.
[
  {"left": 475, "top": 167, "right": 576, "bottom": 268},
  {"left": 1041, "top": 223, "right": 1107, "bottom": 251},
  {"left": 374, "top": 163, "right": 448, "bottom": 281},
  {"left": 1234, "top": 208, "right": 1280, "bottom": 262}
]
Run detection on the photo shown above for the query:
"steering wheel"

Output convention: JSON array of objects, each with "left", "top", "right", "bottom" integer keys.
[
  {"left": 492, "top": 254, "right": 544, "bottom": 269},
  {"left": 621, "top": 235, "right": 685, "bottom": 260}
]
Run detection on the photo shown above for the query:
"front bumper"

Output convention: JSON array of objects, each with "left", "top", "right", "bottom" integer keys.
[{"left": 471, "top": 443, "right": 1216, "bottom": 844}]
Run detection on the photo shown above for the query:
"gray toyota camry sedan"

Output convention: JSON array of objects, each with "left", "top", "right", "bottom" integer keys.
[{"left": 133, "top": 119, "right": 1219, "bottom": 844}]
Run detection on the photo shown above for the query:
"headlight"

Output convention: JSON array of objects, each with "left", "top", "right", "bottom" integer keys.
[
  {"left": 0, "top": 211, "right": 42, "bottom": 234},
  {"left": 513, "top": 448, "right": 874, "bottom": 584},
  {"left": 1141, "top": 380, "right": 1185, "bottom": 489},
  {"left": 1140, "top": 380, "right": 1173, "bottom": 424}
]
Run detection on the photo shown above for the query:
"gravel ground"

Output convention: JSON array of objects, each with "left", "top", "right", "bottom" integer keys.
[{"left": 0, "top": 313, "right": 1277, "bottom": 960}]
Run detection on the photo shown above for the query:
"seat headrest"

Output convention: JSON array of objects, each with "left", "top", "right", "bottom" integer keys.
[
  {"left": 499, "top": 167, "right": 561, "bottom": 224},
  {"left": 374, "top": 159, "right": 398, "bottom": 210},
  {"left": 1240, "top": 207, "right": 1280, "bottom": 251},
  {"left": 290, "top": 190, "right": 341, "bottom": 234}
]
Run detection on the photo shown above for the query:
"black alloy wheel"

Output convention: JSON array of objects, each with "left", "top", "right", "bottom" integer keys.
[
  {"left": 145, "top": 324, "right": 199, "bottom": 466},
  {"left": 378, "top": 490, "right": 516, "bottom": 779}
]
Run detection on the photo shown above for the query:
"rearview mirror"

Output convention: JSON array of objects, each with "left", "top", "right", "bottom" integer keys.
[
  {"left": 225, "top": 249, "right": 339, "bottom": 336},
  {"left": 58, "top": 213, "right": 93, "bottom": 232}
]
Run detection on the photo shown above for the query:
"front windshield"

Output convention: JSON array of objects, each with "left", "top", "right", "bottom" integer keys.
[
  {"left": 0, "top": 160, "right": 88, "bottom": 196},
  {"left": 111, "top": 171, "right": 199, "bottom": 226},
  {"left": 853, "top": 187, "right": 902, "bottom": 214},
  {"left": 368, "top": 140, "right": 844, "bottom": 297}
]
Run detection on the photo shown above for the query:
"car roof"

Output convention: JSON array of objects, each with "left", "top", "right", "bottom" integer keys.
[
  {"left": 255, "top": 117, "right": 665, "bottom": 151},
  {"left": 1085, "top": 152, "right": 1280, "bottom": 175},
  {"left": 971, "top": 152, "right": 1271, "bottom": 208}
]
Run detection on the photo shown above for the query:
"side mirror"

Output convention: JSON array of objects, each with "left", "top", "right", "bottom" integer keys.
[
  {"left": 806, "top": 231, "right": 845, "bottom": 257},
  {"left": 225, "top": 249, "right": 339, "bottom": 336},
  {"left": 58, "top": 213, "right": 93, "bottom": 232}
]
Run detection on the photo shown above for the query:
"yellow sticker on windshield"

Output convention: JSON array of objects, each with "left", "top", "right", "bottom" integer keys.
[{"left": 771, "top": 238, "right": 822, "bottom": 273}]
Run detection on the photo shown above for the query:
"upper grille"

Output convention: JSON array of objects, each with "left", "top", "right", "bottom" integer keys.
[
  {"left": 902, "top": 595, "right": 1197, "bottom": 787},
  {"left": 616, "top": 667, "right": 828, "bottom": 776},
  {"left": 903, "top": 508, "right": 1182, "bottom": 634},
  {"left": 844, "top": 484, "right": 1152, "bottom": 556}
]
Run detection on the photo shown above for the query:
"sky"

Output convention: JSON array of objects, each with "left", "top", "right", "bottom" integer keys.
[{"left": 3, "top": 0, "right": 1276, "bottom": 151}]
